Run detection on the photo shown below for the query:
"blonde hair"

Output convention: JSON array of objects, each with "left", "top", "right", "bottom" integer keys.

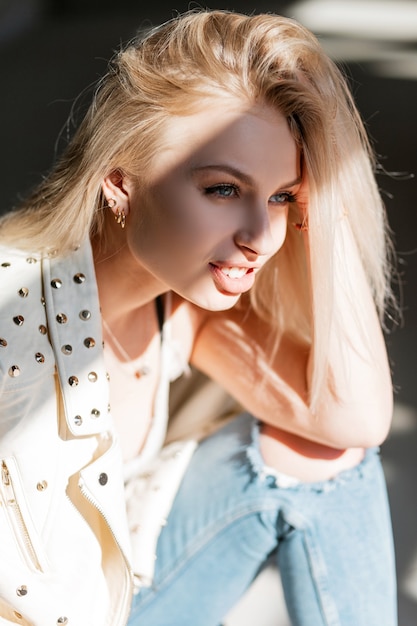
[{"left": 0, "top": 9, "right": 395, "bottom": 407}]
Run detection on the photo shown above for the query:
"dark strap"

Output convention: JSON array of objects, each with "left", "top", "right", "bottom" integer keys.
[{"left": 155, "top": 295, "right": 164, "bottom": 334}]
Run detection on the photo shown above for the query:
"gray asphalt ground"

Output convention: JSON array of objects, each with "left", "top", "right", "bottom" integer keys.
[{"left": 1, "top": 1, "right": 417, "bottom": 623}]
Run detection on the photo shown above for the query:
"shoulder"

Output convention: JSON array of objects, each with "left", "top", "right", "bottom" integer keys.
[
  {"left": 0, "top": 247, "right": 44, "bottom": 309},
  {"left": 0, "top": 246, "right": 54, "bottom": 396},
  {"left": 0, "top": 245, "right": 42, "bottom": 272},
  {"left": 0, "top": 246, "right": 44, "bottom": 312}
]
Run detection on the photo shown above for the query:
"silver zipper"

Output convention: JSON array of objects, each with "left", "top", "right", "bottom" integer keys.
[
  {"left": 78, "top": 478, "right": 133, "bottom": 626},
  {"left": 1, "top": 460, "right": 43, "bottom": 572}
]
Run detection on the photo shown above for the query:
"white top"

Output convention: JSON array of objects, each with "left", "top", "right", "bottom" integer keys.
[{"left": 120, "top": 292, "right": 190, "bottom": 482}]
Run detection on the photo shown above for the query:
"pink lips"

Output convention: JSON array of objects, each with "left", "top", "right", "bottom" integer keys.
[{"left": 208, "top": 263, "right": 257, "bottom": 295}]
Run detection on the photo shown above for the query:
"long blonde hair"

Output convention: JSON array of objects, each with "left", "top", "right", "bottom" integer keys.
[{"left": 0, "top": 9, "right": 395, "bottom": 407}]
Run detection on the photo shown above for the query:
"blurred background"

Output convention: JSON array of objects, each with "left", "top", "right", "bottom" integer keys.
[{"left": 1, "top": 0, "right": 416, "bottom": 623}]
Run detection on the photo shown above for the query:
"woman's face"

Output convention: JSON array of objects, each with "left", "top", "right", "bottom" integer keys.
[{"left": 124, "top": 102, "right": 301, "bottom": 310}]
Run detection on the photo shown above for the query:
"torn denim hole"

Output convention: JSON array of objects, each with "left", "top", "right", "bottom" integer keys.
[
  {"left": 246, "top": 419, "right": 301, "bottom": 488},
  {"left": 245, "top": 417, "right": 381, "bottom": 494}
]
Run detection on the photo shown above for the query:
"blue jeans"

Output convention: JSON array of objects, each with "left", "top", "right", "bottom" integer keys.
[{"left": 128, "top": 413, "right": 397, "bottom": 626}]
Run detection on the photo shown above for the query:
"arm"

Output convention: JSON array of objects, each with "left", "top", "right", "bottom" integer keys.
[{"left": 191, "top": 221, "right": 393, "bottom": 450}]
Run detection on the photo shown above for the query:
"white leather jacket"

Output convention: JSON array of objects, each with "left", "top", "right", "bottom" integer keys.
[
  {"left": 0, "top": 241, "right": 200, "bottom": 626},
  {"left": 0, "top": 241, "right": 134, "bottom": 625}
]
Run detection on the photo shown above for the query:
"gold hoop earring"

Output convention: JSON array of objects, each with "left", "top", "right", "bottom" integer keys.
[
  {"left": 115, "top": 208, "right": 126, "bottom": 229},
  {"left": 105, "top": 198, "right": 126, "bottom": 229},
  {"left": 105, "top": 197, "right": 117, "bottom": 210}
]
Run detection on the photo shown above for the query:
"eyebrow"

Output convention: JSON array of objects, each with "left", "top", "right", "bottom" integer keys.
[{"left": 191, "top": 164, "right": 302, "bottom": 189}]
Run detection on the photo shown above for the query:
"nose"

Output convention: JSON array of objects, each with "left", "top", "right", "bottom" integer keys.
[{"left": 234, "top": 202, "right": 284, "bottom": 259}]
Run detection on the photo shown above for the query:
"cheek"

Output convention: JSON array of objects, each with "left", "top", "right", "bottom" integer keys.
[
  {"left": 158, "top": 200, "right": 230, "bottom": 254},
  {"left": 147, "top": 191, "right": 205, "bottom": 241},
  {"left": 271, "top": 209, "right": 289, "bottom": 251},
  {"left": 128, "top": 202, "right": 211, "bottom": 271}
]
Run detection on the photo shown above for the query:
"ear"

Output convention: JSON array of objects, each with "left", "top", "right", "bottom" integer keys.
[{"left": 101, "top": 169, "right": 135, "bottom": 217}]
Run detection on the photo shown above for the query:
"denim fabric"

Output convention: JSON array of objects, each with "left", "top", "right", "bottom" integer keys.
[{"left": 128, "top": 413, "right": 397, "bottom": 626}]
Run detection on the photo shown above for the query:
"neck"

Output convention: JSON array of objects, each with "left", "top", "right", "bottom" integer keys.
[{"left": 91, "top": 236, "right": 167, "bottom": 325}]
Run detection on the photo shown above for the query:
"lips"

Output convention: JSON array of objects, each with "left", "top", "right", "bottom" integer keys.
[{"left": 209, "top": 263, "right": 257, "bottom": 295}]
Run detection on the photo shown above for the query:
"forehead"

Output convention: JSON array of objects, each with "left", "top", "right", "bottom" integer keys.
[{"left": 150, "top": 101, "right": 298, "bottom": 182}]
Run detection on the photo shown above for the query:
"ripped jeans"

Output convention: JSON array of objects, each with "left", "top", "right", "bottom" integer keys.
[{"left": 128, "top": 413, "right": 397, "bottom": 626}]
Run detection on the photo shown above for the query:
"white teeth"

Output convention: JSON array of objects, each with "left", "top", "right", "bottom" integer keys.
[{"left": 220, "top": 267, "right": 247, "bottom": 279}]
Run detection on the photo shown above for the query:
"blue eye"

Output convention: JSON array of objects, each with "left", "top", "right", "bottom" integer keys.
[
  {"left": 270, "top": 192, "right": 297, "bottom": 205},
  {"left": 204, "top": 184, "right": 239, "bottom": 198}
]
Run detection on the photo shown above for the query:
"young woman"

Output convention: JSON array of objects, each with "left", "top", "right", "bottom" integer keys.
[{"left": 0, "top": 9, "right": 397, "bottom": 626}]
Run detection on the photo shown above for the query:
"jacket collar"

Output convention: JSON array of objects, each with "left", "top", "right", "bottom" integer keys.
[{"left": 43, "top": 241, "right": 112, "bottom": 437}]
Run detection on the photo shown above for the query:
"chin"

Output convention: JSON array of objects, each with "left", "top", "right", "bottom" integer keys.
[{"left": 194, "top": 292, "right": 242, "bottom": 312}]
